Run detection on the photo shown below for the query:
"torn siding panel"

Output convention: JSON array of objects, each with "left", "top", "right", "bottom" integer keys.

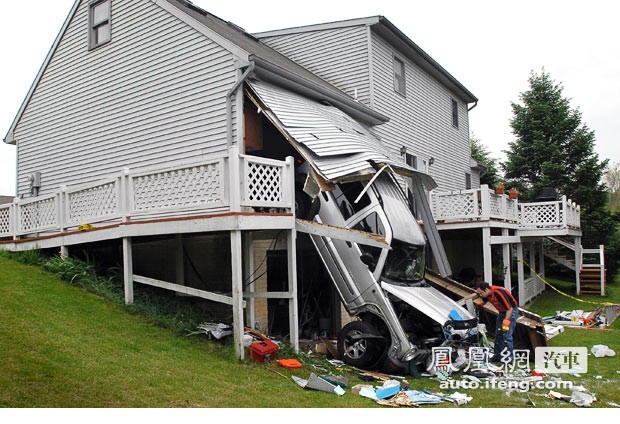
[{"left": 247, "top": 80, "right": 411, "bottom": 182}]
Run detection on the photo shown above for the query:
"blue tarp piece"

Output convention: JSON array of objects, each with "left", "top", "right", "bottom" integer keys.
[{"left": 375, "top": 385, "right": 400, "bottom": 400}]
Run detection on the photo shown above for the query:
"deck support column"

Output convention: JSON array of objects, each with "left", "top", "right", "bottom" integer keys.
[
  {"left": 287, "top": 228, "right": 299, "bottom": 352},
  {"left": 516, "top": 243, "right": 525, "bottom": 305},
  {"left": 574, "top": 236, "right": 582, "bottom": 295},
  {"left": 243, "top": 233, "right": 256, "bottom": 330},
  {"left": 175, "top": 234, "right": 184, "bottom": 286},
  {"left": 502, "top": 228, "right": 511, "bottom": 290},
  {"left": 482, "top": 227, "right": 492, "bottom": 283},
  {"left": 231, "top": 229, "right": 245, "bottom": 360},
  {"left": 60, "top": 245, "right": 69, "bottom": 258},
  {"left": 123, "top": 237, "right": 134, "bottom": 305}
]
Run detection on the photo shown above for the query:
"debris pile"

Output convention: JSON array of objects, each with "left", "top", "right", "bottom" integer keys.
[{"left": 591, "top": 344, "right": 616, "bottom": 358}]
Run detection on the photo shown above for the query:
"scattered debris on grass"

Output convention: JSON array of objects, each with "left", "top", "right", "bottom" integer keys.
[{"left": 591, "top": 344, "right": 616, "bottom": 357}]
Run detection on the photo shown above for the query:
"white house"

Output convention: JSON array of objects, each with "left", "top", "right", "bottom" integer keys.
[{"left": 0, "top": 0, "right": 600, "bottom": 358}]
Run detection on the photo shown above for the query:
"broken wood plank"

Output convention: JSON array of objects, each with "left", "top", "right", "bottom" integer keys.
[
  {"left": 295, "top": 219, "right": 389, "bottom": 249},
  {"left": 319, "top": 337, "right": 340, "bottom": 360}
]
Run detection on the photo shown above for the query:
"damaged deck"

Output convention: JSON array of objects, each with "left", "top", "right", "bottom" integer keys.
[{"left": 425, "top": 271, "right": 548, "bottom": 353}]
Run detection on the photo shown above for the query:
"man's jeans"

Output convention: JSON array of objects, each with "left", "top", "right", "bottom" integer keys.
[{"left": 492, "top": 308, "right": 519, "bottom": 361}]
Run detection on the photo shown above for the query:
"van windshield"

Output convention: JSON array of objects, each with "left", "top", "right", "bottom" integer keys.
[{"left": 381, "top": 239, "right": 425, "bottom": 284}]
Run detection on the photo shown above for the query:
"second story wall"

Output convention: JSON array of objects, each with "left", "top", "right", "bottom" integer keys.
[
  {"left": 370, "top": 32, "right": 471, "bottom": 191},
  {"left": 260, "top": 21, "right": 475, "bottom": 192},
  {"left": 14, "top": 0, "right": 239, "bottom": 197},
  {"left": 259, "top": 26, "right": 371, "bottom": 106}
]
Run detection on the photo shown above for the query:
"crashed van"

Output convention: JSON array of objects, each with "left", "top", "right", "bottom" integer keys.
[
  {"left": 246, "top": 79, "right": 478, "bottom": 372},
  {"left": 298, "top": 170, "right": 479, "bottom": 371}
]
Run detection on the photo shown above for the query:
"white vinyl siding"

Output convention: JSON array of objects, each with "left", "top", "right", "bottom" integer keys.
[
  {"left": 260, "top": 26, "right": 371, "bottom": 106},
  {"left": 370, "top": 32, "right": 470, "bottom": 191},
  {"left": 470, "top": 170, "right": 481, "bottom": 189},
  {"left": 393, "top": 56, "right": 406, "bottom": 96},
  {"left": 15, "top": 0, "right": 239, "bottom": 196}
]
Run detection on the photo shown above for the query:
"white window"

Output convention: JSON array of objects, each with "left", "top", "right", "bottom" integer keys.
[
  {"left": 393, "top": 56, "right": 406, "bottom": 96},
  {"left": 89, "top": 0, "right": 111, "bottom": 49},
  {"left": 465, "top": 173, "right": 472, "bottom": 189}
]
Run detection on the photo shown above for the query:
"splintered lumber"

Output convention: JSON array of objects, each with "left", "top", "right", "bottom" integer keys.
[
  {"left": 424, "top": 270, "right": 548, "bottom": 352},
  {"left": 319, "top": 337, "right": 340, "bottom": 359}
]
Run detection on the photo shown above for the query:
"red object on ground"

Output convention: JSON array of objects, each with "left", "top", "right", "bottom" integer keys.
[
  {"left": 532, "top": 369, "right": 546, "bottom": 377},
  {"left": 276, "top": 359, "right": 303, "bottom": 368},
  {"left": 248, "top": 339, "right": 279, "bottom": 362}
]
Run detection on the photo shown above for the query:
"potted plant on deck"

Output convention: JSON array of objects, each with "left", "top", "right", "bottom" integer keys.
[
  {"left": 509, "top": 187, "right": 519, "bottom": 199},
  {"left": 495, "top": 182, "right": 505, "bottom": 195}
]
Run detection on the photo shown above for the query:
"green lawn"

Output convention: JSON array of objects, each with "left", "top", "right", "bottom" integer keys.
[
  {"left": 0, "top": 256, "right": 370, "bottom": 408},
  {"left": 1, "top": 255, "right": 618, "bottom": 408}
]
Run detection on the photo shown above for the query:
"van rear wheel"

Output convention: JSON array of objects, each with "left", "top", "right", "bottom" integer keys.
[{"left": 337, "top": 321, "right": 385, "bottom": 368}]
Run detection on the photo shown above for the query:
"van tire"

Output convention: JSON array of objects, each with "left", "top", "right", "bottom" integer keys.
[{"left": 337, "top": 321, "right": 385, "bottom": 368}]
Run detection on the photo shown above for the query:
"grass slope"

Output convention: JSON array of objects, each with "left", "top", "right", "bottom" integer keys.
[
  {"left": 1, "top": 255, "right": 618, "bottom": 408},
  {"left": 0, "top": 256, "right": 370, "bottom": 408}
]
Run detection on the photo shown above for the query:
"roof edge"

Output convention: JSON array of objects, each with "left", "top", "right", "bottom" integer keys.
[
  {"left": 375, "top": 16, "right": 478, "bottom": 104},
  {"left": 3, "top": 0, "right": 82, "bottom": 145},
  {"left": 254, "top": 16, "right": 380, "bottom": 39}
]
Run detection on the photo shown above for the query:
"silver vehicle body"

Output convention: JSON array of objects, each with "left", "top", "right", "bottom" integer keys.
[{"left": 308, "top": 173, "right": 477, "bottom": 365}]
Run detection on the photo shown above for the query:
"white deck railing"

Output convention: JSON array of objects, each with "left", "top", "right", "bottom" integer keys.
[
  {"left": 430, "top": 185, "right": 519, "bottom": 224},
  {"left": 519, "top": 196, "right": 580, "bottom": 230},
  {"left": 0, "top": 146, "right": 294, "bottom": 239},
  {"left": 430, "top": 184, "right": 580, "bottom": 230}
]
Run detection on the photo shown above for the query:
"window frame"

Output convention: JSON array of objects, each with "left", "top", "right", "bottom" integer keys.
[
  {"left": 393, "top": 55, "right": 407, "bottom": 97},
  {"left": 465, "top": 172, "right": 472, "bottom": 190},
  {"left": 451, "top": 98, "right": 459, "bottom": 129},
  {"left": 89, "top": 0, "right": 112, "bottom": 50}
]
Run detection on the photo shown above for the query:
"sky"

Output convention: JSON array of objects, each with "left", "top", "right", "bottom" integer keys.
[{"left": 1, "top": 0, "right": 619, "bottom": 196}]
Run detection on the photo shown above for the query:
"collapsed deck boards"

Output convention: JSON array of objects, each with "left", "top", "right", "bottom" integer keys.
[{"left": 425, "top": 271, "right": 548, "bottom": 352}]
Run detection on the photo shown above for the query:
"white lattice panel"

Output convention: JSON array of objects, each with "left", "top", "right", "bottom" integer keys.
[
  {"left": 132, "top": 163, "right": 223, "bottom": 212},
  {"left": 521, "top": 203, "right": 559, "bottom": 227},
  {"left": 68, "top": 181, "right": 118, "bottom": 224},
  {"left": 245, "top": 161, "right": 283, "bottom": 206},
  {"left": 19, "top": 197, "right": 58, "bottom": 233},
  {"left": 0, "top": 206, "right": 11, "bottom": 235},
  {"left": 523, "top": 277, "right": 545, "bottom": 304},
  {"left": 432, "top": 192, "right": 477, "bottom": 220}
]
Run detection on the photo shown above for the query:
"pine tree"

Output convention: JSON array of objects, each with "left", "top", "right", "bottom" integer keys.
[
  {"left": 470, "top": 136, "right": 500, "bottom": 187},
  {"left": 503, "top": 71, "right": 612, "bottom": 250}
]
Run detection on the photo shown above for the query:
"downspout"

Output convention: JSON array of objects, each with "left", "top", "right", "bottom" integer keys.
[{"left": 227, "top": 59, "right": 256, "bottom": 147}]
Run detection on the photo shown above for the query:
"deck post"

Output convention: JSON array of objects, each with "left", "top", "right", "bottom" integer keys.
[
  {"left": 229, "top": 145, "right": 241, "bottom": 212},
  {"left": 482, "top": 227, "right": 492, "bottom": 283},
  {"left": 175, "top": 234, "right": 184, "bottom": 285},
  {"left": 599, "top": 245, "right": 605, "bottom": 296},
  {"left": 60, "top": 245, "right": 69, "bottom": 258},
  {"left": 574, "top": 236, "right": 582, "bottom": 295},
  {"left": 502, "top": 228, "right": 511, "bottom": 290},
  {"left": 243, "top": 232, "right": 256, "bottom": 329},
  {"left": 516, "top": 243, "right": 525, "bottom": 305},
  {"left": 287, "top": 228, "right": 299, "bottom": 352},
  {"left": 231, "top": 229, "right": 245, "bottom": 360},
  {"left": 123, "top": 237, "right": 134, "bottom": 305},
  {"left": 539, "top": 241, "right": 545, "bottom": 279}
]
